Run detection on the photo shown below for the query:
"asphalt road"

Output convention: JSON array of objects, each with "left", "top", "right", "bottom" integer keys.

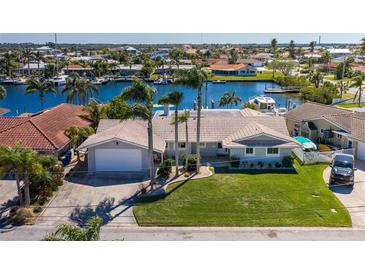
[{"left": 2, "top": 225, "right": 365, "bottom": 241}]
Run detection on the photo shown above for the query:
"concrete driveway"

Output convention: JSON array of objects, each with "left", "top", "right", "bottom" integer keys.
[
  {"left": 323, "top": 161, "right": 365, "bottom": 227},
  {"left": 0, "top": 180, "right": 18, "bottom": 227},
  {"left": 37, "top": 174, "right": 146, "bottom": 228}
]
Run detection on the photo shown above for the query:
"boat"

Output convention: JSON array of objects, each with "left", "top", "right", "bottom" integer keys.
[
  {"left": 153, "top": 78, "right": 168, "bottom": 85},
  {"left": 91, "top": 78, "right": 103, "bottom": 85},
  {"left": 248, "top": 96, "right": 276, "bottom": 113},
  {"left": 1, "top": 77, "right": 26, "bottom": 85},
  {"left": 212, "top": 80, "right": 226, "bottom": 84},
  {"left": 51, "top": 75, "right": 67, "bottom": 86},
  {"left": 273, "top": 107, "right": 288, "bottom": 116}
]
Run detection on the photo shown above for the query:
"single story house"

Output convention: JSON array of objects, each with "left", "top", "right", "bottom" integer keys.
[
  {"left": 328, "top": 48, "right": 351, "bottom": 59},
  {"left": 0, "top": 103, "right": 92, "bottom": 157},
  {"left": 78, "top": 109, "right": 299, "bottom": 173},
  {"left": 210, "top": 64, "right": 257, "bottom": 76},
  {"left": 238, "top": 58, "right": 265, "bottom": 67},
  {"left": 284, "top": 102, "right": 365, "bottom": 160}
]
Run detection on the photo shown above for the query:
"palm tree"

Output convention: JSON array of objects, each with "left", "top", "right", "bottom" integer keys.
[
  {"left": 0, "top": 85, "right": 6, "bottom": 100},
  {"left": 173, "top": 67, "right": 208, "bottom": 172},
  {"left": 271, "top": 38, "right": 277, "bottom": 55},
  {"left": 170, "top": 49, "right": 183, "bottom": 70},
  {"left": 308, "top": 41, "right": 316, "bottom": 69},
  {"left": 321, "top": 50, "right": 331, "bottom": 73},
  {"left": 308, "top": 70, "right": 323, "bottom": 88},
  {"left": 351, "top": 74, "right": 364, "bottom": 107},
  {"left": 360, "top": 37, "right": 365, "bottom": 55},
  {"left": 0, "top": 145, "right": 24, "bottom": 206},
  {"left": 158, "top": 91, "right": 184, "bottom": 176},
  {"left": 25, "top": 79, "right": 56, "bottom": 108},
  {"left": 288, "top": 40, "right": 295, "bottom": 59},
  {"left": 178, "top": 110, "right": 190, "bottom": 170},
  {"left": 337, "top": 81, "right": 349, "bottom": 98},
  {"left": 62, "top": 74, "right": 97, "bottom": 105},
  {"left": 218, "top": 91, "right": 242, "bottom": 108},
  {"left": 33, "top": 51, "right": 43, "bottom": 73},
  {"left": 65, "top": 126, "right": 95, "bottom": 160},
  {"left": 22, "top": 48, "right": 33, "bottom": 76},
  {"left": 43, "top": 216, "right": 102, "bottom": 241},
  {"left": 2, "top": 51, "right": 15, "bottom": 76},
  {"left": 83, "top": 99, "right": 105, "bottom": 128},
  {"left": 121, "top": 80, "right": 157, "bottom": 187}
]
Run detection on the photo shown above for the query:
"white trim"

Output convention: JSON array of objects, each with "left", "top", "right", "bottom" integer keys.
[
  {"left": 233, "top": 132, "right": 295, "bottom": 144},
  {"left": 245, "top": 147, "right": 255, "bottom": 156},
  {"left": 266, "top": 147, "right": 280, "bottom": 156}
]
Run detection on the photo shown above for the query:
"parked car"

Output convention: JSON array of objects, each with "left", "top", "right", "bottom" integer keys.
[{"left": 329, "top": 154, "right": 356, "bottom": 186}]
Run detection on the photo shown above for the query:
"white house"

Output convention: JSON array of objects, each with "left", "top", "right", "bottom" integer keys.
[{"left": 210, "top": 64, "right": 257, "bottom": 76}]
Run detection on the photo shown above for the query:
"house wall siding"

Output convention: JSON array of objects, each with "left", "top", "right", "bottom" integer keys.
[{"left": 230, "top": 147, "right": 292, "bottom": 163}]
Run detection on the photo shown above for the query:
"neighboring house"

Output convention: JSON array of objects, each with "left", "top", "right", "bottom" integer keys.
[
  {"left": 210, "top": 64, "right": 257, "bottom": 76},
  {"left": 63, "top": 64, "right": 93, "bottom": 75},
  {"left": 78, "top": 109, "right": 299, "bottom": 173},
  {"left": 151, "top": 49, "right": 169, "bottom": 59},
  {"left": 0, "top": 103, "right": 91, "bottom": 157},
  {"left": 16, "top": 62, "right": 47, "bottom": 74},
  {"left": 238, "top": 58, "right": 265, "bottom": 67},
  {"left": 328, "top": 48, "right": 351, "bottom": 59},
  {"left": 284, "top": 102, "right": 365, "bottom": 160}
]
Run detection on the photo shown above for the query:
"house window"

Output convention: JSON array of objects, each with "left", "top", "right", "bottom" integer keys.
[
  {"left": 348, "top": 140, "right": 353, "bottom": 148},
  {"left": 178, "top": 142, "right": 186, "bottom": 148},
  {"left": 200, "top": 142, "right": 206, "bottom": 148},
  {"left": 217, "top": 142, "right": 223, "bottom": 149},
  {"left": 246, "top": 147, "right": 254, "bottom": 155},
  {"left": 337, "top": 134, "right": 342, "bottom": 139},
  {"left": 267, "top": 148, "right": 279, "bottom": 155}
]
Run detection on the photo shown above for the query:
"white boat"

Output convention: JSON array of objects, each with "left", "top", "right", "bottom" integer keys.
[
  {"left": 51, "top": 75, "right": 67, "bottom": 86},
  {"left": 91, "top": 79, "right": 103, "bottom": 85},
  {"left": 273, "top": 107, "right": 288, "bottom": 116},
  {"left": 212, "top": 80, "right": 226, "bottom": 84},
  {"left": 1, "top": 77, "right": 26, "bottom": 85},
  {"left": 13, "top": 78, "right": 26, "bottom": 85},
  {"left": 248, "top": 96, "right": 276, "bottom": 113},
  {"left": 153, "top": 78, "right": 168, "bottom": 85}
]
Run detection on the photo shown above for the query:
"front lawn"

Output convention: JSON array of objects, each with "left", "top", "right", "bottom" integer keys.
[
  {"left": 133, "top": 162, "right": 351, "bottom": 227},
  {"left": 337, "top": 102, "right": 364, "bottom": 108},
  {"left": 209, "top": 71, "right": 283, "bottom": 81}
]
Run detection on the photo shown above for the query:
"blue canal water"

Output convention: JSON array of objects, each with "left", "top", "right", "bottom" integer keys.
[{"left": 0, "top": 81, "right": 302, "bottom": 116}]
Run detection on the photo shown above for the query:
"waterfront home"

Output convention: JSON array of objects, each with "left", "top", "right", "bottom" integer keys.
[
  {"left": 284, "top": 102, "right": 365, "bottom": 160},
  {"left": 0, "top": 103, "right": 91, "bottom": 157},
  {"left": 210, "top": 64, "right": 257, "bottom": 76},
  {"left": 78, "top": 109, "right": 299, "bottom": 173},
  {"left": 16, "top": 62, "right": 46, "bottom": 74}
]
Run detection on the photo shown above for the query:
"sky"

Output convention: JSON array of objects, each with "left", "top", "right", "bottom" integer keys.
[{"left": 0, "top": 33, "right": 364, "bottom": 44}]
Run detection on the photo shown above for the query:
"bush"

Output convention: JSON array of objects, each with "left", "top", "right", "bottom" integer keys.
[
  {"left": 157, "top": 159, "right": 173, "bottom": 179},
  {"left": 258, "top": 161, "right": 264, "bottom": 168},
  {"left": 268, "top": 163, "right": 272, "bottom": 168},
  {"left": 275, "top": 162, "right": 281, "bottom": 168},
  {"left": 242, "top": 103, "right": 258, "bottom": 111},
  {"left": 11, "top": 208, "right": 34, "bottom": 225},
  {"left": 230, "top": 156, "right": 240, "bottom": 168},
  {"left": 250, "top": 163, "right": 254, "bottom": 168},
  {"left": 183, "top": 154, "right": 200, "bottom": 172},
  {"left": 33, "top": 206, "right": 43, "bottom": 214},
  {"left": 282, "top": 156, "right": 294, "bottom": 168}
]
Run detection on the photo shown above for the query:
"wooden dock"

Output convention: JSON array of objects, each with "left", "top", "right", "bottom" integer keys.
[{"left": 264, "top": 86, "right": 300, "bottom": 94}]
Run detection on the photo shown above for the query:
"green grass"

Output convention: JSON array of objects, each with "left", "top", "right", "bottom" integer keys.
[
  {"left": 337, "top": 102, "right": 365, "bottom": 108},
  {"left": 209, "top": 71, "right": 283, "bottom": 81},
  {"left": 133, "top": 161, "right": 351, "bottom": 227}
]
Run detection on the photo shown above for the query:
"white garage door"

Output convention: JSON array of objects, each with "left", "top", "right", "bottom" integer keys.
[
  {"left": 95, "top": 148, "right": 142, "bottom": 171},
  {"left": 358, "top": 142, "right": 365, "bottom": 161}
]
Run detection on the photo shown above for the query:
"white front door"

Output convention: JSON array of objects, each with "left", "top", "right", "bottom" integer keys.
[
  {"left": 95, "top": 148, "right": 142, "bottom": 171},
  {"left": 357, "top": 142, "right": 365, "bottom": 161}
]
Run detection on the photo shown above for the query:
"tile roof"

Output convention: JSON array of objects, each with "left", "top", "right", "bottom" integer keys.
[
  {"left": 284, "top": 102, "right": 351, "bottom": 122},
  {"left": 210, "top": 64, "right": 247, "bottom": 71},
  {"left": 0, "top": 103, "right": 91, "bottom": 151},
  {"left": 324, "top": 112, "right": 365, "bottom": 141}
]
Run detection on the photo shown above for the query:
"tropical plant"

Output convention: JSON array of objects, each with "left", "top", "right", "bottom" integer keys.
[
  {"left": 321, "top": 50, "right": 331, "bottom": 73},
  {"left": 65, "top": 126, "right": 95, "bottom": 159},
  {"left": 242, "top": 102, "right": 258, "bottom": 111},
  {"left": 178, "top": 109, "right": 191, "bottom": 170},
  {"left": 361, "top": 37, "right": 365, "bottom": 55},
  {"left": 43, "top": 216, "right": 102, "bottom": 241},
  {"left": 288, "top": 40, "right": 295, "bottom": 59},
  {"left": 351, "top": 74, "right": 364, "bottom": 107},
  {"left": 170, "top": 48, "right": 184, "bottom": 69},
  {"left": 83, "top": 99, "right": 107, "bottom": 128},
  {"left": 158, "top": 91, "right": 184, "bottom": 176},
  {"left": 0, "top": 51, "right": 16, "bottom": 76},
  {"left": 22, "top": 48, "right": 33, "bottom": 75},
  {"left": 228, "top": 49, "right": 239, "bottom": 64},
  {"left": 25, "top": 78, "right": 56, "bottom": 108},
  {"left": 140, "top": 60, "right": 155, "bottom": 79},
  {"left": 308, "top": 70, "right": 323, "bottom": 88},
  {"left": 271, "top": 38, "right": 277, "bottom": 54},
  {"left": 218, "top": 91, "right": 242, "bottom": 108},
  {"left": 121, "top": 80, "right": 157, "bottom": 187},
  {"left": 0, "top": 85, "right": 6, "bottom": 100},
  {"left": 33, "top": 51, "right": 44, "bottom": 72},
  {"left": 62, "top": 73, "right": 97, "bottom": 104},
  {"left": 173, "top": 67, "right": 208, "bottom": 171}
]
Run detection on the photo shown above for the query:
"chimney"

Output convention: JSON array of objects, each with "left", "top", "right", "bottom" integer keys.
[{"left": 163, "top": 104, "right": 169, "bottom": 116}]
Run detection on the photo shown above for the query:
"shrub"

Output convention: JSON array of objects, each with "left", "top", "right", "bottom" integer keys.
[
  {"left": 230, "top": 156, "right": 240, "bottom": 168},
  {"left": 242, "top": 103, "right": 258, "bottom": 111},
  {"left": 250, "top": 163, "right": 254, "bottom": 168},
  {"left": 11, "top": 208, "right": 34, "bottom": 225},
  {"left": 157, "top": 159, "right": 173, "bottom": 179},
  {"left": 268, "top": 163, "right": 272, "bottom": 168},
  {"left": 183, "top": 154, "right": 200, "bottom": 172},
  {"left": 258, "top": 161, "right": 264, "bottom": 168},
  {"left": 33, "top": 206, "right": 43, "bottom": 214},
  {"left": 275, "top": 162, "right": 281, "bottom": 168},
  {"left": 282, "top": 156, "right": 294, "bottom": 168}
]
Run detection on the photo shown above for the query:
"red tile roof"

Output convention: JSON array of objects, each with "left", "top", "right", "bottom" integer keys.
[
  {"left": 210, "top": 64, "right": 247, "bottom": 71},
  {"left": 0, "top": 103, "right": 91, "bottom": 151}
]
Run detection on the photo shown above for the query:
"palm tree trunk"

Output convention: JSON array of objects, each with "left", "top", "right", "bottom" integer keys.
[
  {"left": 15, "top": 174, "right": 24, "bottom": 206},
  {"left": 359, "top": 87, "right": 362, "bottom": 107},
  {"left": 185, "top": 121, "right": 189, "bottom": 170},
  {"left": 24, "top": 170, "right": 31, "bottom": 207},
  {"left": 196, "top": 87, "right": 202, "bottom": 172},
  {"left": 174, "top": 108, "right": 179, "bottom": 176},
  {"left": 148, "top": 119, "right": 155, "bottom": 188}
]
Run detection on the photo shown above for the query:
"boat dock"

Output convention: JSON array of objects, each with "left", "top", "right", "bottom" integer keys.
[{"left": 264, "top": 86, "right": 300, "bottom": 94}]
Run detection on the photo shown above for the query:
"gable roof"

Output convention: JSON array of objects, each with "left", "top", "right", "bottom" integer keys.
[
  {"left": 324, "top": 112, "right": 365, "bottom": 141},
  {"left": 284, "top": 102, "right": 351, "bottom": 122},
  {"left": 78, "top": 119, "right": 166, "bottom": 153},
  {"left": 0, "top": 104, "right": 91, "bottom": 151},
  {"left": 222, "top": 123, "right": 299, "bottom": 148}
]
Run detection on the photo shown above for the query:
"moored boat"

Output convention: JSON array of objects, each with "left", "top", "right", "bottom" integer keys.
[
  {"left": 248, "top": 95, "right": 276, "bottom": 113},
  {"left": 212, "top": 80, "right": 226, "bottom": 84}
]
